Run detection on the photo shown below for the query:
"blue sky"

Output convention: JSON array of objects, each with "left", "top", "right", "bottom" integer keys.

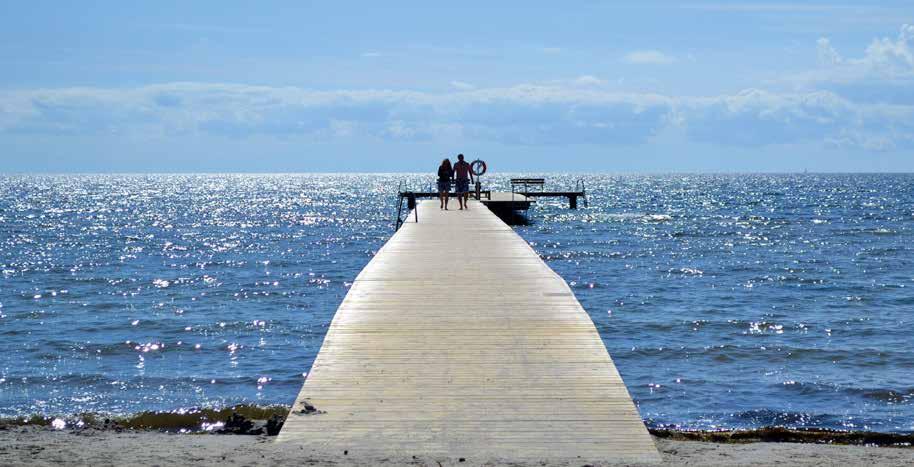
[{"left": 1, "top": 1, "right": 913, "bottom": 172}]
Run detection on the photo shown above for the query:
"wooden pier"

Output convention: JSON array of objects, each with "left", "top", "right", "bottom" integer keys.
[{"left": 279, "top": 200, "right": 659, "bottom": 463}]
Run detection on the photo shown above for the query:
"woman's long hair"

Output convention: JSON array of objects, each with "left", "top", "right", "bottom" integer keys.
[{"left": 440, "top": 158, "right": 452, "bottom": 172}]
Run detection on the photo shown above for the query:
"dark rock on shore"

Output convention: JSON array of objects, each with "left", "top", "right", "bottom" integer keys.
[
  {"left": 217, "top": 413, "right": 262, "bottom": 435},
  {"left": 265, "top": 415, "right": 284, "bottom": 436},
  {"left": 216, "top": 412, "right": 286, "bottom": 436}
]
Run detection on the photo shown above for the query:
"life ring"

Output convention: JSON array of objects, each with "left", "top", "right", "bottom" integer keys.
[{"left": 470, "top": 159, "right": 487, "bottom": 177}]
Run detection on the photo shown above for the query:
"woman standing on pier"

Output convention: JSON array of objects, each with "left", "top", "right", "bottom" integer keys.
[{"left": 437, "top": 158, "right": 453, "bottom": 210}]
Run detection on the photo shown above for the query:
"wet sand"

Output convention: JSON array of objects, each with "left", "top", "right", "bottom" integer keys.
[{"left": 2, "top": 427, "right": 914, "bottom": 466}]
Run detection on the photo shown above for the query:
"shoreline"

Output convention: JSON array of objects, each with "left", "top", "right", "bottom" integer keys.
[
  {"left": 4, "top": 406, "right": 913, "bottom": 448},
  {"left": 2, "top": 425, "right": 913, "bottom": 467}
]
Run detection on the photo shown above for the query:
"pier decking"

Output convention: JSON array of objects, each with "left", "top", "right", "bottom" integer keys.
[{"left": 279, "top": 200, "right": 659, "bottom": 463}]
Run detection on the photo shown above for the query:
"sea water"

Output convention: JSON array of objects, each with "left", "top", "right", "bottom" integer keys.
[{"left": 0, "top": 174, "right": 912, "bottom": 433}]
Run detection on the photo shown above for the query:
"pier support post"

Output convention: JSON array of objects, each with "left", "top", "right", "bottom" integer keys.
[
  {"left": 569, "top": 195, "right": 578, "bottom": 209},
  {"left": 407, "top": 193, "right": 418, "bottom": 223}
]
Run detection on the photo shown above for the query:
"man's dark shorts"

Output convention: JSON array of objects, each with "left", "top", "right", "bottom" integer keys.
[{"left": 455, "top": 179, "right": 470, "bottom": 193}]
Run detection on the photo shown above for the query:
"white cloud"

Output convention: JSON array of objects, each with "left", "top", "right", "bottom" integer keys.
[
  {"left": 860, "top": 24, "right": 914, "bottom": 75},
  {"left": 360, "top": 52, "right": 382, "bottom": 58},
  {"left": 450, "top": 81, "right": 476, "bottom": 91},
  {"left": 572, "top": 75, "right": 606, "bottom": 86},
  {"left": 805, "top": 24, "right": 914, "bottom": 85},
  {"left": 683, "top": 3, "right": 856, "bottom": 12},
  {"left": 1, "top": 81, "right": 911, "bottom": 150},
  {"left": 816, "top": 38, "right": 842, "bottom": 66},
  {"left": 623, "top": 50, "right": 676, "bottom": 65},
  {"left": 680, "top": 89, "right": 856, "bottom": 146}
]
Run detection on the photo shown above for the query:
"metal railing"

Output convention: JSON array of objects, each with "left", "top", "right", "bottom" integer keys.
[
  {"left": 576, "top": 178, "right": 588, "bottom": 207},
  {"left": 393, "top": 181, "right": 418, "bottom": 231}
]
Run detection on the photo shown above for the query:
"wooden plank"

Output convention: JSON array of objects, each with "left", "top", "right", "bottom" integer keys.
[{"left": 278, "top": 200, "right": 660, "bottom": 463}]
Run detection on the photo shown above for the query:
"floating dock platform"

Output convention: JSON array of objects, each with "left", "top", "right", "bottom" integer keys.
[
  {"left": 279, "top": 200, "right": 659, "bottom": 463},
  {"left": 395, "top": 177, "right": 586, "bottom": 228},
  {"left": 397, "top": 191, "right": 535, "bottom": 227}
]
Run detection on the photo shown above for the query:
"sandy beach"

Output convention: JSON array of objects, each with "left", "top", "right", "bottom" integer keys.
[{"left": 2, "top": 427, "right": 913, "bottom": 467}]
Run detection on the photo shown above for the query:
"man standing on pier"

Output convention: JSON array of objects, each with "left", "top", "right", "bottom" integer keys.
[{"left": 453, "top": 154, "right": 474, "bottom": 210}]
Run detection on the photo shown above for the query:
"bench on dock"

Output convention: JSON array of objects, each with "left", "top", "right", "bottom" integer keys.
[
  {"left": 509, "top": 178, "right": 586, "bottom": 209},
  {"left": 510, "top": 178, "right": 545, "bottom": 194}
]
